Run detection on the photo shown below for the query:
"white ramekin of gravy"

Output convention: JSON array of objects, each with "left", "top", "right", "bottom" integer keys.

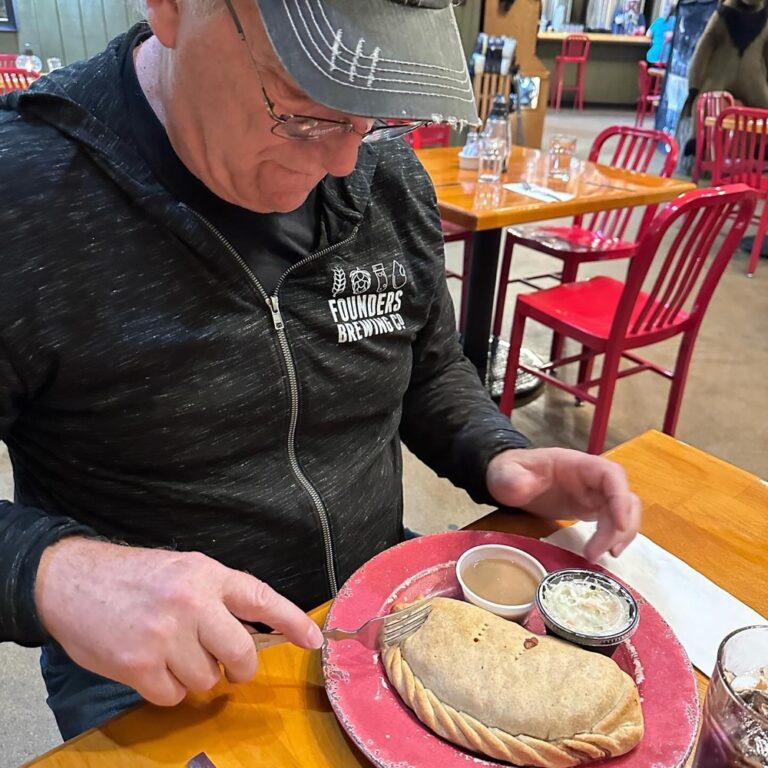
[
  {"left": 535, "top": 569, "right": 639, "bottom": 655},
  {"left": 456, "top": 544, "right": 548, "bottom": 621}
]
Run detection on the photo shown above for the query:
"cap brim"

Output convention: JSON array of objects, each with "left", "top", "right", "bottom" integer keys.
[{"left": 254, "top": 0, "right": 481, "bottom": 127}]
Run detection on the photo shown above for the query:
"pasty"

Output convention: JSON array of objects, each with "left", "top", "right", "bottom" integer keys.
[{"left": 381, "top": 597, "right": 643, "bottom": 767}]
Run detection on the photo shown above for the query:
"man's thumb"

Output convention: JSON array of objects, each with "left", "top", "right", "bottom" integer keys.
[{"left": 222, "top": 571, "right": 324, "bottom": 650}]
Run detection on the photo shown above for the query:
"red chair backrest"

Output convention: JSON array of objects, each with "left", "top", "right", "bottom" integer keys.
[
  {"left": 696, "top": 91, "right": 735, "bottom": 165},
  {"left": 561, "top": 34, "right": 591, "bottom": 60},
  {"left": 610, "top": 185, "right": 755, "bottom": 343},
  {"left": 0, "top": 54, "right": 17, "bottom": 69},
  {"left": 404, "top": 123, "right": 452, "bottom": 149},
  {"left": 577, "top": 125, "right": 679, "bottom": 240},
  {"left": 713, "top": 106, "right": 768, "bottom": 191},
  {"left": 0, "top": 68, "right": 37, "bottom": 93}
]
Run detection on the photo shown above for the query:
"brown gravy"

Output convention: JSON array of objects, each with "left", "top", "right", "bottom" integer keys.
[{"left": 462, "top": 558, "right": 539, "bottom": 605}]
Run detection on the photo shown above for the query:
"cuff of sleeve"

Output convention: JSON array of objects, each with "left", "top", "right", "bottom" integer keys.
[
  {"left": 462, "top": 428, "right": 532, "bottom": 506},
  {"left": 16, "top": 520, "right": 103, "bottom": 647}
]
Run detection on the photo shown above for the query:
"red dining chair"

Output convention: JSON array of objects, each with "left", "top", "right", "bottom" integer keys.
[
  {"left": 0, "top": 54, "right": 17, "bottom": 69},
  {"left": 712, "top": 106, "right": 768, "bottom": 276},
  {"left": 499, "top": 184, "right": 756, "bottom": 454},
  {"left": 405, "top": 124, "right": 473, "bottom": 331},
  {"left": 0, "top": 68, "right": 37, "bottom": 94},
  {"left": 635, "top": 61, "right": 664, "bottom": 127},
  {"left": 692, "top": 91, "right": 735, "bottom": 183},
  {"left": 492, "top": 125, "right": 678, "bottom": 363},
  {"left": 550, "top": 34, "right": 590, "bottom": 112}
]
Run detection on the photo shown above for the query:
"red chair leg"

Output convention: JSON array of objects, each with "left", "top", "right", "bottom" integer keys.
[
  {"left": 549, "top": 259, "right": 579, "bottom": 364},
  {"left": 747, "top": 200, "right": 768, "bottom": 276},
  {"left": 499, "top": 309, "right": 527, "bottom": 417},
  {"left": 662, "top": 332, "right": 696, "bottom": 436},
  {"left": 576, "top": 345, "right": 595, "bottom": 392},
  {"left": 587, "top": 350, "right": 621, "bottom": 455},
  {"left": 492, "top": 236, "right": 516, "bottom": 339},
  {"left": 458, "top": 237, "right": 473, "bottom": 334},
  {"left": 578, "top": 62, "right": 586, "bottom": 110}
]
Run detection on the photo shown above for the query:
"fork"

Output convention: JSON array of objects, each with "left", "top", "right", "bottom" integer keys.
[
  {"left": 520, "top": 179, "right": 562, "bottom": 202},
  {"left": 247, "top": 599, "right": 432, "bottom": 651}
]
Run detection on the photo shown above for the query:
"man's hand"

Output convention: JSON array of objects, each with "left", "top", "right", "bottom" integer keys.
[
  {"left": 35, "top": 539, "right": 324, "bottom": 706},
  {"left": 486, "top": 448, "right": 641, "bottom": 562}
]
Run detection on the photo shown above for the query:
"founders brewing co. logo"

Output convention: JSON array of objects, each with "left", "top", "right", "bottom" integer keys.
[{"left": 328, "top": 261, "right": 408, "bottom": 343}]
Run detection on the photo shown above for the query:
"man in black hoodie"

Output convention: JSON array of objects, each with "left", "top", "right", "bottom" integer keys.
[{"left": 0, "top": 0, "right": 641, "bottom": 740}]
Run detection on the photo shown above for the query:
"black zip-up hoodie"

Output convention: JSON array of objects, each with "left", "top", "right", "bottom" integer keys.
[{"left": 0, "top": 27, "right": 529, "bottom": 646}]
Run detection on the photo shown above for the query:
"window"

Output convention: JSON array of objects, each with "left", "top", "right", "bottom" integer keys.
[{"left": 0, "top": 0, "right": 18, "bottom": 32}]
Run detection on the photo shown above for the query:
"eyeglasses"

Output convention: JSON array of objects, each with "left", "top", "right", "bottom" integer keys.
[{"left": 222, "top": 0, "right": 429, "bottom": 143}]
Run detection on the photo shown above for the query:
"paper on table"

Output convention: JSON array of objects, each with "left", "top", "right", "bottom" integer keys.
[
  {"left": 504, "top": 182, "right": 574, "bottom": 203},
  {"left": 542, "top": 522, "right": 766, "bottom": 674}
]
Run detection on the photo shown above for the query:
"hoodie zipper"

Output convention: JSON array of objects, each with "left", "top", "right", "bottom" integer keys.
[{"left": 187, "top": 206, "right": 359, "bottom": 597}]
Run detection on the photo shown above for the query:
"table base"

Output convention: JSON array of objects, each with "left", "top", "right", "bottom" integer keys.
[{"left": 486, "top": 340, "right": 546, "bottom": 400}]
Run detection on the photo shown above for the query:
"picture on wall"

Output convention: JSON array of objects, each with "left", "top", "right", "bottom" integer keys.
[{"left": 0, "top": 0, "right": 18, "bottom": 31}]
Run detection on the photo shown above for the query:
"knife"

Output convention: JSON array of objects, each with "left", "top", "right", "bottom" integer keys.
[{"left": 187, "top": 753, "right": 217, "bottom": 768}]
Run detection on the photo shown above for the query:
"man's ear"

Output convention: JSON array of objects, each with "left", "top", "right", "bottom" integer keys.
[{"left": 145, "top": 0, "right": 181, "bottom": 48}]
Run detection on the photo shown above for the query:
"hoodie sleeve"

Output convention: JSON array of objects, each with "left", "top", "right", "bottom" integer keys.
[
  {"left": 0, "top": 350, "right": 100, "bottom": 647},
  {"left": 400, "top": 273, "right": 532, "bottom": 505}
]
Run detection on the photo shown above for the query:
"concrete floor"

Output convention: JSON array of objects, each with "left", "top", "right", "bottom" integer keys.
[{"left": 1, "top": 107, "right": 767, "bottom": 766}]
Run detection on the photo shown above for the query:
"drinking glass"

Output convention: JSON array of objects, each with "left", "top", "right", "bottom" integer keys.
[
  {"left": 478, "top": 137, "right": 507, "bottom": 183},
  {"left": 548, "top": 134, "right": 577, "bottom": 180},
  {"left": 691, "top": 625, "right": 768, "bottom": 768}
]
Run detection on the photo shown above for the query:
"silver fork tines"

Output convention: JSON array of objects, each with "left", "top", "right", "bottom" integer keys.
[
  {"left": 248, "top": 599, "right": 432, "bottom": 651},
  {"left": 322, "top": 599, "right": 432, "bottom": 650},
  {"left": 382, "top": 601, "right": 433, "bottom": 646}
]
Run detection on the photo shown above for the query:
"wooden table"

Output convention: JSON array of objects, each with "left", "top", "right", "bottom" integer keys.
[
  {"left": 704, "top": 114, "right": 768, "bottom": 132},
  {"left": 415, "top": 147, "right": 694, "bottom": 381},
  {"left": 25, "top": 430, "right": 767, "bottom": 768}
]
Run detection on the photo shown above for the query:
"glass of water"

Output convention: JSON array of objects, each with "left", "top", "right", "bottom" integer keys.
[
  {"left": 478, "top": 137, "right": 507, "bottom": 183},
  {"left": 548, "top": 134, "right": 577, "bottom": 180},
  {"left": 691, "top": 625, "right": 768, "bottom": 768}
]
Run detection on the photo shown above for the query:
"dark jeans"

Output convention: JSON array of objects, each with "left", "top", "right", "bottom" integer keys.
[{"left": 40, "top": 644, "right": 143, "bottom": 741}]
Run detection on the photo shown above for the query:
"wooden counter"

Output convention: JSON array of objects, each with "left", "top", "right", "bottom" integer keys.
[
  {"left": 538, "top": 31, "right": 650, "bottom": 44},
  {"left": 537, "top": 32, "right": 651, "bottom": 106}
]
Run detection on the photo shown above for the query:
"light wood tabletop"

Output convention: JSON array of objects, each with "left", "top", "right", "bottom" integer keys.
[
  {"left": 704, "top": 115, "right": 768, "bottom": 132},
  {"left": 415, "top": 146, "right": 695, "bottom": 379},
  {"left": 24, "top": 430, "right": 767, "bottom": 768},
  {"left": 417, "top": 146, "right": 694, "bottom": 232}
]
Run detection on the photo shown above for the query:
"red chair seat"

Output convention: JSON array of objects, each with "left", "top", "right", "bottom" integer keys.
[
  {"left": 519, "top": 276, "right": 689, "bottom": 344},
  {"left": 500, "top": 186, "right": 755, "bottom": 455},
  {"left": 508, "top": 224, "right": 637, "bottom": 258}
]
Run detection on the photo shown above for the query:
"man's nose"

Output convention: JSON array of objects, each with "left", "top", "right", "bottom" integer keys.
[{"left": 322, "top": 127, "right": 370, "bottom": 177}]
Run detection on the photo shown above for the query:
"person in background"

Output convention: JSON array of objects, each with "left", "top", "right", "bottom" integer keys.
[{"left": 647, "top": 0, "right": 677, "bottom": 63}]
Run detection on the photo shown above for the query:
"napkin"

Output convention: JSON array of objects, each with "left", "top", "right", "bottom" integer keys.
[
  {"left": 504, "top": 182, "right": 574, "bottom": 203},
  {"left": 542, "top": 522, "right": 766, "bottom": 674}
]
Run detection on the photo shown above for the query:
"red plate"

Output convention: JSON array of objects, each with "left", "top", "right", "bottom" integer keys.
[{"left": 323, "top": 530, "right": 699, "bottom": 768}]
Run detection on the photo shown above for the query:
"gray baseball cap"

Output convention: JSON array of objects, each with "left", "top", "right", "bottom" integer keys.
[{"left": 254, "top": 0, "right": 480, "bottom": 127}]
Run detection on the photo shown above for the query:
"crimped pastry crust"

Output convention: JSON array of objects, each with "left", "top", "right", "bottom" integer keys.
[{"left": 381, "top": 598, "right": 643, "bottom": 767}]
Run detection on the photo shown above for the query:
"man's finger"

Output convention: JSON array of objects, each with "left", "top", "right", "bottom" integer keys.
[
  {"left": 609, "top": 493, "right": 642, "bottom": 557},
  {"left": 135, "top": 667, "right": 187, "bottom": 707},
  {"left": 221, "top": 571, "right": 324, "bottom": 650},
  {"left": 583, "top": 518, "right": 618, "bottom": 562},
  {"left": 199, "top": 607, "right": 258, "bottom": 684}
]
